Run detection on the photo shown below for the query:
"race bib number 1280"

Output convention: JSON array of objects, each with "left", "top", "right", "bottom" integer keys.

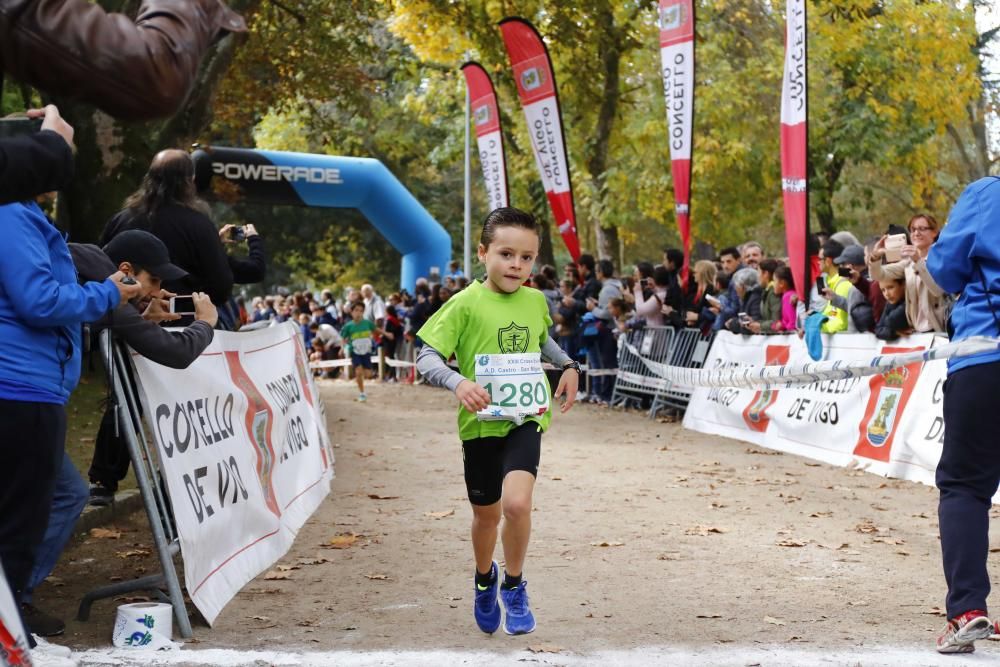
[{"left": 474, "top": 353, "right": 549, "bottom": 424}]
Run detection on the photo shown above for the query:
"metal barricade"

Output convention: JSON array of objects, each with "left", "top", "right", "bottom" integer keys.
[
  {"left": 77, "top": 331, "right": 192, "bottom": 637},
  {"left": 649, "top": 328, "right": 715, "bottom": 417},
  {"left": 610, "top": 326, "right": 675, "bottom": 409}
]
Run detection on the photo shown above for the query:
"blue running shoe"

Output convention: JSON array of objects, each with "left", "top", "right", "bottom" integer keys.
[
  {"left": 473, "top": 561, "right": 501, "bottom": 634},
  {"left": 500, "top": 580, "right": 536, "bottom": 635}
]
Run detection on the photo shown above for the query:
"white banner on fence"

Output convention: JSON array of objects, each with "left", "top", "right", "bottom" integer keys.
[
  {"left": 683, "top": 331, "right": 945, "bottom": 489},
  {"left": 132, "top": 322, "right": 334, "bottom": 625}
]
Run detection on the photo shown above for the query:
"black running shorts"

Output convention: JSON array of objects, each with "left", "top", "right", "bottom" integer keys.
[{"left": 461, "top": 421, "right": 541, "bottom": 506}]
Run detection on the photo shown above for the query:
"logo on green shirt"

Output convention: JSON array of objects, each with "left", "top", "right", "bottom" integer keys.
[{"left": 498, "top": 321, "right": 530, "bottom": 353}]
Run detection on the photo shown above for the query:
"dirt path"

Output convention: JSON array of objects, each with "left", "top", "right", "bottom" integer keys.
[{"left": 41, "top": 378, "right": 1000, "bottom": 662}]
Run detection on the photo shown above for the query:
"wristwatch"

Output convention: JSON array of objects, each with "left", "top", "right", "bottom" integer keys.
[{"left": 561, "top": 361, "right": 582, "bottom": 373}]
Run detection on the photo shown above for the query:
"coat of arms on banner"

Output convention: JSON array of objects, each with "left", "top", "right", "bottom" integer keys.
[
  {"left": 853, "top": 347, "right": 924, "bottom": 462},
  {"left": 521, "top": 67, "right": 544, "bottom": 91},
  {"left": 741, "top": 345, "right": 790, "bottom": 432},
  {"left": 474, "top": 105, "right": 490, "bottom": 126},
  {"left": 660, "top": 3, "right": 688, "bottom": 31},
  {"left": 498, "top": 321, "right": 530, "bottom": 354}
]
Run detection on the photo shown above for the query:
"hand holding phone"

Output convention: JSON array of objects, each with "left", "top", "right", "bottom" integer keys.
[
  {"left": 815, "top": 275, "right": 827, "bottom": 292},
  {"left": 884, "top": 233, "right": 907, "bottom": 263}
]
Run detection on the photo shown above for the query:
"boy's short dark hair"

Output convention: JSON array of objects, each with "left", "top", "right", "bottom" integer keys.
[
  {"left": 578, "top": 254, "right": 596, "bottom": 273},
  {"left": 822, "top": 239, "right": 845, "bottom": 261},
  {"left": 719, "top": 247, "right": 740, "bottom": 261},
  {"left": 759, "top": 258, "right": 780, "bottom": 275},
  {"left": 597, "top": 258, "right": 614, "bottom": 279},
  {"left": 663, "top": 248, "right": 684, "bottom": 268},
  {"left": 480, "top": 207, "right": 538, "bottom": 248},
  {"left": 350, "top": 301, "right": 365, "bottom": 311}
]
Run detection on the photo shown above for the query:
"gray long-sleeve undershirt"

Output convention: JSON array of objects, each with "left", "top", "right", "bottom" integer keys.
[{"left": 416, "top": 338, "right": 573, "bottom": 393}]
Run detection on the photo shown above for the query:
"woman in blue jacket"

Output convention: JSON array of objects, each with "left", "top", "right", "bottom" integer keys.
[
  {"left": 925, "top": 176, "right": 1000, "bottom": 654},
  {"left": 0, "top": 198, "right": 138, "bottom": 625}
]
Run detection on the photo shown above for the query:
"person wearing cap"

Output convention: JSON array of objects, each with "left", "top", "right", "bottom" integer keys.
[
  {"left": 78, "top": 230, "right": 219, "bottom": 507},
  {"left": 816, "top": 239, "right": 872, "bottom": 333},
  {"left": 827, "top": 243, "right": 877, "bottom": 333},
  {"left": 17, "top": 231, "right": 218, "bottom": 638}
]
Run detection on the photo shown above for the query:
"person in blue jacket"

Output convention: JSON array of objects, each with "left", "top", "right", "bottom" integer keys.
[
  {"left": 925, "top": 176, "right": 1000, "bottom": 654},
  {"left": 0, "top": 197, "right": 140, "bottom": 634}
]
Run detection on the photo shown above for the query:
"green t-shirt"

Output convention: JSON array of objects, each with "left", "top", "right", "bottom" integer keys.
[
  {"left": 418, "top": 280, "right": 554, "bottom": 441},
  {"left": 340, "top": 319, "right": 376, "bottom": 355}
]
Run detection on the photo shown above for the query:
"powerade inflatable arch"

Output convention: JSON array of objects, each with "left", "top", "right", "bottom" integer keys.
[{"left": 191, "top": 146, "right": 451, "bottom": 291}]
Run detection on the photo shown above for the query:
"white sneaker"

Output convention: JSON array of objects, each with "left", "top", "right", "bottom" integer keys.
[{"left": 31, "top": 635, "right": 77, "bottom": 666}]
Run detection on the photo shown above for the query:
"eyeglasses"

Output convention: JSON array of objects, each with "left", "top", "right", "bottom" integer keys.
[{"left": 910, "top": 226, "right": 933, "bottom": 233}]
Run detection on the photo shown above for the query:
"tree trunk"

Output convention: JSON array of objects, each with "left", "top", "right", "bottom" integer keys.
[
  {"left": 529, "top": 180, "right": 556, "bottom": 268},
  {"left": 586, "top": 3, "right": 621, "bottom": 261}
]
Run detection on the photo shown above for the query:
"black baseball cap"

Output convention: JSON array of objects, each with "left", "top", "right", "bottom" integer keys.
[{"left": 102, "top": 230, "right": 187, "bottom": 281}]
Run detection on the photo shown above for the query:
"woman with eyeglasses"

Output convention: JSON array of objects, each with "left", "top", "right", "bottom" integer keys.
[{"left": 867, "top": 214, "right": 949, "bottom": 333}]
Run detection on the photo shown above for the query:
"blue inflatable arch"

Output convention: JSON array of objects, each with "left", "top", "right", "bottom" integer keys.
[{"left": 192, "top": 146, "right": 451, "bottom": 291}]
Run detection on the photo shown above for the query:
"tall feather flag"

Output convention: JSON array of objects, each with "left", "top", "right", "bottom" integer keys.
[
  {"left": 461, "top": 62, "right": 510, "bottom": 212},
  {"left": 498, "top": 17, "right": 581, "bottom": 261},
  {"left": 658, "top": 0, "right": 695, "bottom": 282},
  {"left": 781, "top": 0, "right": 809, "bottom": 300}
]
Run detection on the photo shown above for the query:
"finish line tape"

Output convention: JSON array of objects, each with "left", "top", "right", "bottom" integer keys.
[{"left": 624, "top": 336, "right": 1000, "bottom": 389}]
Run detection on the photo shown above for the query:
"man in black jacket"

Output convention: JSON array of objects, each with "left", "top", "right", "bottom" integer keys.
[{"left": 19, "top": 230, "right": 217, "bottom": 638}]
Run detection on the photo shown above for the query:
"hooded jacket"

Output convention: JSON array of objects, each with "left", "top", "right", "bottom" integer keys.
[
  {"left": 0, "top": 0, "right": 246, "bottom": 122},
  {"left": 926, "top": 177, "right": 1000, "bottom": 373},
  {"left": 69, "top": 243, "right": 213, "bottom": 369},
  {"left": 0, "top": 202, "right": 120, "bottom": 404}
]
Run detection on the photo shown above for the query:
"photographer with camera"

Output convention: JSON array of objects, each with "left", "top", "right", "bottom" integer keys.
[
  {"left": 867, "top": 215, "right": 948, "bottom": 333},
  {"left": 0, "top": 106, "right": 75, "bottom": 205}
]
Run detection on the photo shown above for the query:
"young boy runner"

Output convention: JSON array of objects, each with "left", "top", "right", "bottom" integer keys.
[
  {"left": 340, "top": 301, "right": 377, "bottom": 402},
  {"left": 416, "top": 207, "right": 579, "bottom": 635}
]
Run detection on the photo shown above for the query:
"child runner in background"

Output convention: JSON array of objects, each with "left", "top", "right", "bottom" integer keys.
[
  {"left": 416, "top": 207, "right": 579, "bottom": 636},
  {"left": 340, "top": 301, "right": 377, "bottom": 402}
]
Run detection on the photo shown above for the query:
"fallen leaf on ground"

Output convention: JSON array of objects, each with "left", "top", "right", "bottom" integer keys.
[
  {"left": 803, "top": 462, "right": 820, "bottom": 467},
  {"left": 776, "top": 539, "right": 808, "bottom": 548},
  {"left": 326, "top": 533, "right": 360, "bottom": 549},
  {"left": 855, "top": 519, "right": 880, "bottom": 534},
  {"left": 367, "top": 494, "right": 400, "bottom": 500},
  {"left": 527, "top": 645, "right": 563, "bottom": 654},
  {"left": 591, "top": 541, "right": 625, "bottom": 547},
  {"left": 924, "top": 607, "right": 947, "bottom": 617},
  {"left": 115, "top": 549, "right": 150, "bottom": 559},
  {"left": 298, "top": 555, "right": 333, "bottom": 565},
  {"left": 356, "top": 450, "right": 375, "bottom": 457},
  {"left": 685, "top": 525, "right": 725, "bottom": 536},
  {"left": 810, "top": 511, "right": 833, "bottom": 518},
  {"left": 276, "top": 565, "right": 300, "bottom": 572},
  {"left": 364, "top": 573, "right": 388, "bottom": 580},
  {"left": 263, "top": 570, "right": 290, "bottom": 580},
  {"left": 90, "top": 528, "right": 121, "bottom": 539},
  {"left": 764, "top": 616, "right": 786, "bottom": 626},
  {"left": 872, "top": 537, "right": 905, "bottom": 545},
  {"left": 696, "top": 613, "right": 722, "bottom": 618},
  {"left": 658, "top": 553, "right": 681, "bottom": 560},
  {"left": 249, "top": 615, "right": 271, "bottom": 622},
  {"left": 745, "top": 447, "right": 782, "bottom": 456},
  {"left": 424, "top": 509, "right": 455, "bottom": 519}
]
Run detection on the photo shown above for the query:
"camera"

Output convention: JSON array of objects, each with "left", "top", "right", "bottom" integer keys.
[
  {"left": 0, "top": 117, "right": 43, "bottom": 139},
  {"left": 837, "top": 266, "right": 853, "bottom": 278},
  {"left": 228, "top": 226, "right": 246, "bottom": 242}
]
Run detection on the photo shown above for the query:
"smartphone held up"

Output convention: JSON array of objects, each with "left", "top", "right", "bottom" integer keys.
[{"left": 169, "top": 295, "right": 196, "bottom": 315}]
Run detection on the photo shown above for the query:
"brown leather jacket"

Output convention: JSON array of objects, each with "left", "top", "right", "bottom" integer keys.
[{"left": 0, "top": 0, "right": 246, "bottom": 121}]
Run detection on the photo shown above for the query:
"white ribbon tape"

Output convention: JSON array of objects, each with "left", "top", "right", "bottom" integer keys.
[
  {"left": 624, "top": 335, "right": 1000, "bottom": 389},
  {"left": 112, "top": 602, "right": 177, "bottom": 649}
]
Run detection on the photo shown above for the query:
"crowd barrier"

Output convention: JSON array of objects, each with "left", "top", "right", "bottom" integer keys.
[
  {"left": 611, "top": 326, "right": 715, "bottom": 416},
  {"left": 681, "top": 331, "right": 955, "bottom": 494},
  {"left": 78, "top": 323, "right": 334, "bottom": 633}
]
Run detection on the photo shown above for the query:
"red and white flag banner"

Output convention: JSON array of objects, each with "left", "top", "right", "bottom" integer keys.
[
  {"left": 499, "top": 17, "right": 581, "bottom": 261},
  {"left": 461, "top": 62, "right": 510, "bottom": 213},
  {"left": 658, "top": 0, "right": 695, "bottom": 281},
  {"left": 781, "top": 0, "right": 809, "bottom": 300}
]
